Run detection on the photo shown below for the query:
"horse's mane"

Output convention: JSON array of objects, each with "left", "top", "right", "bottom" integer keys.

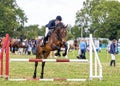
[
  {"left": 56, "top": 22, "right": 65, "bottom": 28},
  {"left": 53, "top": 22, "right": 65, "bottom": 33},
  {"left": 51, "top": 23, "right": 66, "bottom": 41}
]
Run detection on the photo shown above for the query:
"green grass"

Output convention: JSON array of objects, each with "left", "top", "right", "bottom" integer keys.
[{"left": 0, "top": 49, "right": 120, "bottom": 86}]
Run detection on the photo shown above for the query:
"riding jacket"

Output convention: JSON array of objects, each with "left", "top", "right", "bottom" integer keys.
[
  {"left": 46, "top": 19, "right": 56, "bottom": 29},
  {"left": 110, "top": 43, "right": 116, "bottom": 54}
]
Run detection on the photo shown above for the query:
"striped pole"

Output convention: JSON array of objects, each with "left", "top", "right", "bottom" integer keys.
[
  {"left": 5, "top": 34, "right": 9, "bottom": 80},
  {"left": 9, "top": 78, "right": 86, "bottom": 82},
  {"left": 0, "top": 35, "right": 7, "bottom": 77},
  {"left": 0, "top": 51, "right": 2, "bottom": 77},
  {"left": 10, "top": 58, "right": 88, "bottom": 63}
]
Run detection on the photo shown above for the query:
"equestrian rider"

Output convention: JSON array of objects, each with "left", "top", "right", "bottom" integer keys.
[
  {"left": 20, "top": 35, "right": 23, "bottom": 42},
  {"left": 41, "top": 15, "right": 62, "bottom": 47}
]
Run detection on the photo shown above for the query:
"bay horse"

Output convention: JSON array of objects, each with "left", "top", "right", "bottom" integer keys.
[
  {"left": 0, "top": 37, "right": 6, "bottom": 48},
  {"left": 10, "top": 39, "right": 28, "bottom": 53},
  {"left": 33, "top": 23, "right": 67, "bottom": 79}
]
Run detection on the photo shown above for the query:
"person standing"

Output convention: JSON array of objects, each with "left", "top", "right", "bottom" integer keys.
[
  {"left": 77, "top": 39, "right": 86, "bottom": 59},
  {"left": 109, "top": 39, "right": 117, "bottom": 67},
  {"left": 27, "top": 40, "right": 32, "bottom": 55}
]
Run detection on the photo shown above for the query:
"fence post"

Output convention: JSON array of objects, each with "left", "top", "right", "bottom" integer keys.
[
  {"left": 0, "top": 50, "right": 2, "bottom": 77},
  {"left": 0, "top": 38, "right": 5, "bottom": 77},
  {"left": 5, "top": 34, "right": 9, "bottom": 79},
  {"left": 89, "top": 34, "right": 93, "bottom": 80}
]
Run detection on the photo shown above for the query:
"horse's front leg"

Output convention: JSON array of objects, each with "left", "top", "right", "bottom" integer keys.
[
  {"left": 63, "top": 43, "right": 68, "bottom": 56},
  {"left": 51, "top": 44, "right": 61, "bottom": 57},
  {"left": 33, "top": 62, "right": 38, "bottom": 78},
  {"left": 40, "top": 62, "right": 45, "bottom": 79},
  {"left": 55, "top": 47, "right": 61, "bottom": 57},
  {"left": 40, "top": 52, "right": 50, "bottom": 79}
]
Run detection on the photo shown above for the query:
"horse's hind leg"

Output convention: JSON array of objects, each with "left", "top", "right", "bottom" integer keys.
[
  {"left": 33, "top": 62, "right": 38, "bottom": 78},
  {"left": 40, "top": 62, "right": 45, "bottom": 79}
]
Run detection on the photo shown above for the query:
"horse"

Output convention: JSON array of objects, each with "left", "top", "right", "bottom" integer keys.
[
  {"left": 33, "top": 23, "right": 67, "bottom": 79},
  {"left": 0, "top": 37, "right": 6, "bottom": 48},
  {"left": 9, "top": 39, "right": 28, "bottom": 54}
]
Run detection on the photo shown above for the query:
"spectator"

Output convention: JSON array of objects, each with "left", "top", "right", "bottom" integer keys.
[
  {"left": 99, "top": 40, "right": 102, "bottom": 52},
  {"left": 77, "top": 39, "right": 86, "bottom": 59},
  {"left": 109, "top": 39, "right": 117, "bottom": 67},
  {"left": 27, "top": 41, "right": 32, "bottom": 55},
  {"left": 32, "top": 39, "right": 37, "bottom": 55}
]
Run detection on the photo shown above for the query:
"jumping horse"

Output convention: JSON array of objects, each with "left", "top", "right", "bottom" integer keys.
[{"left": 33, "top": 23, "right": 67, "bottom": 79}]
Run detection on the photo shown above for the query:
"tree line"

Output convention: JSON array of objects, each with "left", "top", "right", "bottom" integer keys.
[{"left": 0, "top": 0, "right": 120, "bottom": 40}]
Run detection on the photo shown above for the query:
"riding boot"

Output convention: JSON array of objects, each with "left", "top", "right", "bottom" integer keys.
[{"left": 41, "top": 37, "right": 47, "bottom": 47}]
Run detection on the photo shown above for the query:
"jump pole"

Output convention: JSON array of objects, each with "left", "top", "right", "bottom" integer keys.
[
  {"left": 10, "top": 58, "right": 89, "bottom": 62},
  {"left": 9, "top": 78, "right": 86, "bottom": 82}
]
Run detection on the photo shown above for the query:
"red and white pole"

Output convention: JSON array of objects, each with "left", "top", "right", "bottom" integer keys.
[
  {"left": 0, "top": 50, "right": 2, "bottom": 77},
  {"left": 0, "top": 38, "right": 5, "bottom": 77},
  {"left": 5, "top": 34, "right": 9, "bottom": 80}
]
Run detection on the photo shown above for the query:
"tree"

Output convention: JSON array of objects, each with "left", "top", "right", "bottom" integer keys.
[
  {"left": 65, "top": 25, "right": 74, "bottom": 40},
  {"left": 39, "top": 26, "right": 45, "bottom": 36},
  {"left": 76, "top": 0, "right": 120, "bottom": 40},
  {"left": 23, "top": 25, "right": 40, "bottom": 39},
  {"left": 0, "top": 0, "right": 27, "bottom": 37}
]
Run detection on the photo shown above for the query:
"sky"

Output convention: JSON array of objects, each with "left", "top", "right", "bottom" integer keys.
[{"left": 16, "top": 0, "right": 85, "bottom": 27}]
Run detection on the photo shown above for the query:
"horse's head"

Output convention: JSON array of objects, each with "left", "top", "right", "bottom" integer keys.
[{"left": 55, "top": 23, "right": 67, "bottom": 44}]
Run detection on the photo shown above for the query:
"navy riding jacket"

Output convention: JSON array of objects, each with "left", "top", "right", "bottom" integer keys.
[
  {"left": 110, "top": 43, "right": 116, "bottom": 54},
  {"left": 46, "top": 19, "right": 56, "bottom": 29}
]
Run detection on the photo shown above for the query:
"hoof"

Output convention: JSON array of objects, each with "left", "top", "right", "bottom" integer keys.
[
  {"left": 33, "top": 75, "right": 36, "bottom": 79},
  {"left": 40, "top": 76, "right": 43, "bottom": 79},
  {"left": 55, "top": 53, "right": 61, "bottom": 57},
  {"left": 77, "top": 56, "right": 79, "bottom": 59},
  {"left": 62, "top": 53, "right": 66, "bottom": 56}
]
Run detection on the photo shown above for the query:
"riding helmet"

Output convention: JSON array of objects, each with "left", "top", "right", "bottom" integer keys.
[{"left": 56, "top": 16, "right": 62, "bottom": 21}]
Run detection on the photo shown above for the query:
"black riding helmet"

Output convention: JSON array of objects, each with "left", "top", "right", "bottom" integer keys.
[{"left": 56, "top": 16, "right": 62, "bottom": 21}]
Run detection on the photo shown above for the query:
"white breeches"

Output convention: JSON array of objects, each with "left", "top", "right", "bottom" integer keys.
[
  {"left": 45, "top": 28, "right": 50, "bottom": 36},
  {"left": 111, "top": 54, "right": 115, "bottom": 60}
]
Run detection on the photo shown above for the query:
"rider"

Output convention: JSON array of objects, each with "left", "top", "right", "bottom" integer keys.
[
  {"left": 20, "top": 35, "right": 23, "bottom": 42},
  {"left": 41, "top": 15, "right": 62, "bottom": 47}
]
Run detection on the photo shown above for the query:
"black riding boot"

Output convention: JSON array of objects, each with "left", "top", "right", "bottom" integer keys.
[
  {"left": 41, "top": 31, "right": 51, "bottom": 47},
  {"left": 41, "top": 36, "right": 48, "bottom": 47}
]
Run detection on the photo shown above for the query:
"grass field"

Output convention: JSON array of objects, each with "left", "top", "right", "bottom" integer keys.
[{"left": 0, "top": 49, "right": 120, "bottom": 86}]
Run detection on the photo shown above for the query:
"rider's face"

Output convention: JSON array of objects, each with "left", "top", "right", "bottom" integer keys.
[{"left": 55, "top": 20, "right": 61, "bottom": 24}]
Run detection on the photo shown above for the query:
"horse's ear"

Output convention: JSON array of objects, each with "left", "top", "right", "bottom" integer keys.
[{"left": 65, "top": 24, "right": 68, "bottom": 28}]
